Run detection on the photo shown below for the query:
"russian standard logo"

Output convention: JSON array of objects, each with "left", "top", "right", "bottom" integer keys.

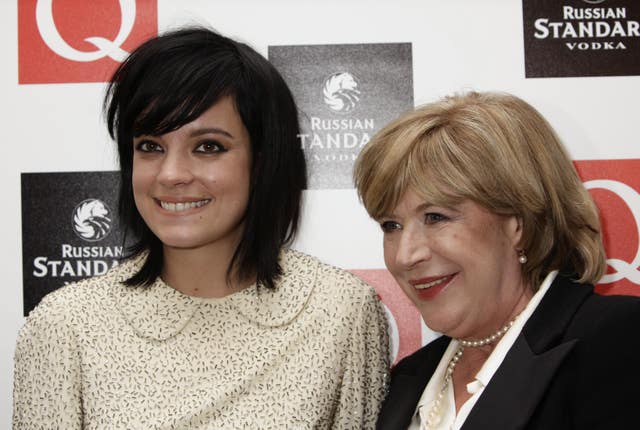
[
  {"left": 72, "top": 199, "right": 112, "bottom": 242},
  {"left": 583, "top": 0, "right": 606, "bottom": 4},
  {"left": 585, "top": 179, "right": 640, "bottom": 284},
  {"left": 323, "top": 72, "right": 361, "bottom": 113},
  {"left": 35, "top": 0, "right": 135, "bottom": 62}
]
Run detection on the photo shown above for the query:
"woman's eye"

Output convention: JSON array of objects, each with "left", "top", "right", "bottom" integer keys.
[
  {"left": 135, "top": 140, "right": 162, "bottom": 152},
  {"left": 380, "top": 221, "right": 402, "bottom": 233},
  {"left": 194, "top": 140, "right": 226, "bottom": 153},
  {"left": 424, "top": 213, "right": 447, "bottom": 224}
]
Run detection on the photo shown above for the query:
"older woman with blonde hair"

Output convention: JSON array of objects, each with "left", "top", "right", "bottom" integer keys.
[{"left": 355, "top": 91, "right": 640, "bottom": 429}]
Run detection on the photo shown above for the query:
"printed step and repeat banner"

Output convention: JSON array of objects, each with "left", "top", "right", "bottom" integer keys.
[{"left": 4, "top": 0, "right": 640, "bottom": 424}]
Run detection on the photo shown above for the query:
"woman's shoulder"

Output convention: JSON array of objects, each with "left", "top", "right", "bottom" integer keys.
[
  {"left": 590, "top": 289, "right": 640, "bottom": 307},
  {"left": 543, "top": 275, "right": 640, "bottom": 336},
  {"left": 574, "top": 289, "right": 640, "bottom": 333},
  {"left": 282, "top": 248, "right": 378, "bottom": 303},
  {"left": 20, "top": 257, "right": 141, "bottom": 334},
  {"left": 231, "top": 249, "right": 382, "bottom": 329}
]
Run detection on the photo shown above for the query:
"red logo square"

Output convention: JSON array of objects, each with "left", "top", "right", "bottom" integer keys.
[
  {"left": 18, "top": 0, "right": 158, "bottom": 84},
  {"left": 575, "top": 159, "right": 640, "bottom": 296}
]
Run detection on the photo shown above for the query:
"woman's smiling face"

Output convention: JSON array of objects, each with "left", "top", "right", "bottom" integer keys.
[
  {"left": 380, "top": 188, "right": 528, "bottom": 340},
  {"left": 132, "top": 95, "right": 252, "bottom": 254}
]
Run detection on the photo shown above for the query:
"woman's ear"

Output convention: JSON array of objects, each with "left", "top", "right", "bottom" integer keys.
[{"left": 505, "top": 215, "right": 523, "bottom": 248}]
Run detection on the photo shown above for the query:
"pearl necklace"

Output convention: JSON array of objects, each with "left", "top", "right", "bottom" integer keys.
[{"left": 420, "top": 315, "right": 520, "bottom": 430}]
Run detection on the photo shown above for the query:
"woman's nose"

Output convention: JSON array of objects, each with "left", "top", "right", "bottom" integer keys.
[
  {"left": 157, "top": 152, "right": 194, "bottom": 186},
  {"left": 394, "top": 228, "right": 431, "bottom": 269}
]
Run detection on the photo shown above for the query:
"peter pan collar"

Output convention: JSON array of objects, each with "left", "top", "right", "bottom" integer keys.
[
  {"left": 230, "top": 249, "right": 318, "bottom": 328},
  {"left": 113, "top": 249, "right": 318, "bottom": 341}
]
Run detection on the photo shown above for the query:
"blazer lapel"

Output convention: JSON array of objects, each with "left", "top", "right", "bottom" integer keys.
[
  {"left": 461, "top": 335, "right": 577, "bottom": 429},
  {"left": 461, "top": 275, "right": 592, "bottom": 430},
  {"left": 377, "top": 336, "right": 450, "bottom": 430}
]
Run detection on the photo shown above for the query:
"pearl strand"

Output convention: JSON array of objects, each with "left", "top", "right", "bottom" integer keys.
[
  {"left": 459, "top": 317, "right": 517, "bottom": 348},
  {"left": 420, "top": 315, "right": 520, "bottom": 430}
]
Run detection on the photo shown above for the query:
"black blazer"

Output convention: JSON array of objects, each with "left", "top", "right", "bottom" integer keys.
[{"left": 377, "top": 275, "right": 640, "bottom": 429}]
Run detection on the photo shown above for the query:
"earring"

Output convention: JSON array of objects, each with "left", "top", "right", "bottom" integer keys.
[{"left": 518, "top": 250, "right": 528, "bottom": 264}]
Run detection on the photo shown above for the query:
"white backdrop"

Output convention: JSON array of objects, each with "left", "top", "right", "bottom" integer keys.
[{"left": 3, "top": 0, "right": 640, "bottom": 426}]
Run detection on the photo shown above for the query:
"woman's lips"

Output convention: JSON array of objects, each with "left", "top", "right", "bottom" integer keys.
[
  {"left": 155, "top": 198, "right": 212, "bottom": 212},
  {"left": 409, "top": 273, "right": 456, "bottom": 300}
]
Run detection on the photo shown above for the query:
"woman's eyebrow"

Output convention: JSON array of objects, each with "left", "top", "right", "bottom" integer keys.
[
  {"left": 189, "top": 127, "right": 234, "bottom": 139},
  {"left": 416, "top": 202, "right": 430, "bottom": 212}
]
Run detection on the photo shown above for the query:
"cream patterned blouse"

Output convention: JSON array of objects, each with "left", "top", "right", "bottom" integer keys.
[{"left": 13, "top": 249, "right": 389, "bottom": 429}]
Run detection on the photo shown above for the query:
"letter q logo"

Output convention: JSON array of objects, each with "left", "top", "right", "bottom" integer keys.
[
  {"left": 18, "top": 0, "right": 158, "bottom": 84},
  {"left": 36, "top": 0, "right": 134, "bottom": 62},
  {"left": 585, "top": 179, "right": 640, "bottom": 285},
  {"left": 575, "top": 159, "right": 640, "bottom": 296}
]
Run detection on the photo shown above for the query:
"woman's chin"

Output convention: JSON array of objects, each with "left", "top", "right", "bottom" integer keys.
[{"left": 159, "top": 236, "right": 208, "bottom": 251}]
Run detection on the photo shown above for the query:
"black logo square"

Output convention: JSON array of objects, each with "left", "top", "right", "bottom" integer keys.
[
  {"left": 523, "top": 0, "right": 640, "bottom": 77},
  {"left": 21, "top": 171, "right": 124, "bottom": 315},
  {"left": 269, "top": 43, "right": 414, "bottom": 188}
]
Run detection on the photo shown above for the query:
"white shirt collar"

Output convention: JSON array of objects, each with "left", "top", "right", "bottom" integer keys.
[{"left": 470, "top": 270, "right": 558, "bottom": 392}]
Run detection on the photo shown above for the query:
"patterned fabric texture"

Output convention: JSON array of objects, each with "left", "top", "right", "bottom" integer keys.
[{"left": 13, "top": 249, "right": 389, "bottom": 429}]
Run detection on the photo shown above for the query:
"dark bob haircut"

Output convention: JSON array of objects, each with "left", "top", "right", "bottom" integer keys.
[{"left": 104, "top": 27, "right": 306, "bottom": 290}]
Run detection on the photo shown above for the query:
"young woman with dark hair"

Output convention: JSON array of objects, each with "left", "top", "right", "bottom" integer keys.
[{"left": 13, "top": 27, "right": 389, "bottom": 429}]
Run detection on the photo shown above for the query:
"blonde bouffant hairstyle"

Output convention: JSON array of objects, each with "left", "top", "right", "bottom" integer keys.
[{"left": 354, "top": 91, "right": 605, "bottom": 290}]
